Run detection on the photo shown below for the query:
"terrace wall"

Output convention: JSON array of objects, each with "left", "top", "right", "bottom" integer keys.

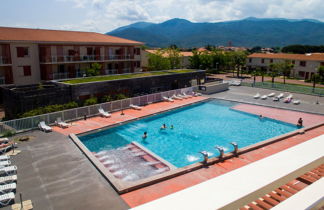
[{"left": 2, "top": 71, "right": 205, "bottom": 119}]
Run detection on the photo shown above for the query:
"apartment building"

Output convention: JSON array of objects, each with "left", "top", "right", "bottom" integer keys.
[
  {"left": 0, "top": 27, "right": 143, "bottom": 85},
  {"left": 247, "top": 53, "right": 324, "bottom": 80}
]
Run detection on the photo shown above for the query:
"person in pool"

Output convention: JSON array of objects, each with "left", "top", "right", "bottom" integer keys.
[
  {"left": 160, "top": 124, "right": 167, "bottom": 129},
  {"left": 142, "top": 131, "right": 147, "bottom": 139},
  {"left": 170, "top": 125, "right": 174, "bottom": 129},
  {"left": 297, "top": 118, "right": 303, "bottom": 127}
]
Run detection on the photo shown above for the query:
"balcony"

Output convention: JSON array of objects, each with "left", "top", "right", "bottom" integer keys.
[
  {"left": 40, "top": 55, "right": 136, "bottom": 64},
  {"left": 0, "top": 77, "right": 5, "bottom": 85},
  {"left": 0, "top": 56, "right": 11, "bottom": 66}
]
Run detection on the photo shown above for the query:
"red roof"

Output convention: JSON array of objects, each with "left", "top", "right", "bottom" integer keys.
[
  {"left": 0, "top": 27, "right": 143, "bottom": 45},
  {"left": 248, "top": 53, "right": 324, "bottom": 61}
]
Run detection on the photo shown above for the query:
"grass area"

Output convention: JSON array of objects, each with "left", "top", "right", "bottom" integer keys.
[
  {"left": 273, "top": 81, "right": 324, "bottom": 89},
  {"left": 242, "top": 81, "right": 324, "bottom": 96},
  {"left": 63, "top": 69, "right": 196, "bottom": 84}
]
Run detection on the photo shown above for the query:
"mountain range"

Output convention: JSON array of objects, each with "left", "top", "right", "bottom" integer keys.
[{"left": 106, "top": 17, "right": 324, "bottom": 48}]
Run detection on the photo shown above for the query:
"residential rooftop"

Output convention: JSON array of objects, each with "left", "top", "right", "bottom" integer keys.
[
  {"left": 145, "top": 49, "right": 193, "bottom": 57},
  {"left": 0, "top": 26, "right": 143, "bottom": 45},
  {"left": 248, "top": 53, "right": 324, "bottom": 61}
]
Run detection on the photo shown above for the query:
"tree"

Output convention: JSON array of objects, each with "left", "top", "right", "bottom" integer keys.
[
  {"left": 147, "top": 50, "right": 170, "bottom": 71},
  {"left": 318, "top": 66, "right": 324, "bottom": 84},
  {"left": 86, "top": 62, "right": 102, "bottom": 76},
  {"left": 251, "top": 68, "right": 259, "bottom": 86},
  {"left": 281, "top": 60, "right": 294, "bottom": 84},
  {"left": 232, "top": 51, "right": 247, "bottom": 78},
  {"left": 164, "top": 48, "right": 181, "bottom": 69},
  {"left": 189, "top": 50, "right": 201, "bottom": 69},
  {"left": 269, "top": 63, "right": 281, "bottom": 87}
]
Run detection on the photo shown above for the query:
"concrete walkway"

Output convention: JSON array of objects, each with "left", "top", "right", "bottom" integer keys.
[{"left": 6, "top": 131, "right": 128, "bottom": 210}]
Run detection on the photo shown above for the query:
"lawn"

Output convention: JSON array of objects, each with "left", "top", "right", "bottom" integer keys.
[{"left": 62, "top": 69, "right": 196, "bottom": 84}]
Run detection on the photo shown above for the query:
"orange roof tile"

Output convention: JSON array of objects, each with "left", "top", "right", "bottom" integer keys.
[
  {"left": 248, "top": 53, "right": 324, "bottom": 61},
  {"left": 0, "top": 27, "right": 143, "bottom": 45}
]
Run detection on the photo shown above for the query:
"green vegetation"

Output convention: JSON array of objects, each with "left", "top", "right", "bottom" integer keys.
[
  {"left": 85, "top": 62, "right": 102, "bottom": 76},
  {"left": 19, "top": 102, "right": 78, "bottom": 118},
  {"left": 83, "top": 97, "right": 98, "bottom": 106},
  {"left": 189, "top": 49, "right": 247, "bottom": 76},
  {"left": 63, "top": 69, "right": 196, "bottom": 84},
  {"left": 1, "top": 130, "right": 16, "bottom": 137},
  {"left": 147, "top": 48, "right": 181, "bottom": 70},
  {"left": 281, "top": 45, "right": 324, "bottom": 54}
]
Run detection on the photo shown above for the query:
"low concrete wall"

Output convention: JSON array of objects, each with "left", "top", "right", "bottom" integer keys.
[{"left": 198, "top": 82, "right": 229, "bottom": 94}]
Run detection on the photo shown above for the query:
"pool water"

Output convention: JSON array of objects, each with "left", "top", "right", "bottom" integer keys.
[{"left": 80, "top": 100, "right": 298, "bottom": 168}]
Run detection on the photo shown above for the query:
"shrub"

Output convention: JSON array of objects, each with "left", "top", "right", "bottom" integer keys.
[
  {"left": 2, "top": 130, "right": 16, "bottom": 137},
  {"left": 19, "top": 102, "right": 78, "bottom": 118},
  {"left": 101, "top": 95, "right": 113, "bottom": 103},
  {"left": 83, "top": 97, "right": 98, "bottom": 106},
  {"left": 115, "top": 94, "right": 128, "bottom": 100}
]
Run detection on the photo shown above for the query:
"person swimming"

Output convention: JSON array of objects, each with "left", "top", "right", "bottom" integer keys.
[
  {"left": 297, "top": 118, "right": 303, "bottom": 127},
  {"left": 170, "top": 125, "right": 174, "bottom": 129},
  {"left": 142, "top": 131, "right": 148, "bottom": 139},
  {"left": 160, "top": 124, "right": 167, "bottom": 129}
]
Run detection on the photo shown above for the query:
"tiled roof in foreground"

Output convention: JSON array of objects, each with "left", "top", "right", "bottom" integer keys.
[
  {"left": 248, "top": 53, "right": 324, "bottom": 61},
  {"left": 0, "top": 26, "right": 143, "bottom": 45}
]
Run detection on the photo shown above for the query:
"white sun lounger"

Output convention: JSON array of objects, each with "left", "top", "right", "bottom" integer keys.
[
  {"left": 163, "top": 96, "right": 174, "bottom": 102},
  {"left": 268, "top": 92, "right": 275, "bottom": 97},
  {"left": 98, "top": 108, "right": 111, "bottom": 118},
  {"left": 293, "top": 100, "right": 300, "bottom": 105},
  {"left": 273, "top": 97, "right": 279, "bottom": 101},
  {"left": 261, "top": 95, "right": 267, "bottom": 100},
  {"left": 277, "top": 93, "right": 284, "bottom": 98},
  {"left": 0, "top": 161, "right": 11, "bottom": 167},
  {"left": 55, "top": 117, "right": 69, "bottom": 128},
  {"left": 231, "top": 80, "right": 241, "bottom": 86},
  {"left": 0, "top": 146, "right": 13, "bottom": 155},
  {"left": 0, "top": 156, "right": 9, "bottom": 161},
  {"left": 0, "top": 175, "right": 17, "bottom": 185},
  {"left": 38, "top": 121, "right": 52, "bottom": 132},
  {"left": 253, "top": 93, "right": 260, "bottom": 99},
  {"left": 130, "top": 104, "right": 142, "bottom": 110},
  {"left": 171, "top": 95, "right": 182, "bottom": 100},
  {"left": 0, "top": 192, "right": 15, "bottom": 207},
  {"left": 0, "top": 166, "right": 17, "bottom": 176},
  {"left": 0, "top": 183, "right": 16, "bottom": 193},
  {"left": 193, "top": 92, "right": 202, "bottom": 97},
  {"left": 182, "top": 92, "right": 193, "bottom": 98},
  {"left": 179, "top": 93, "right": 189, "bottom": 99},
  {"left": 0, "top": 138, "right": 9, "bottom": 144}
]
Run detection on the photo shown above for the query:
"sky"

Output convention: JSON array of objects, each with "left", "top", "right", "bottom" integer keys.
[{"left": 0, "top": 0, "right": 323, "bottom": 33}]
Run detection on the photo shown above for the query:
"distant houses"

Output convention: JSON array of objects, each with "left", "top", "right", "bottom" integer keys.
[{"left": 247, "top": 53, "right": 324, "bottom": 80}]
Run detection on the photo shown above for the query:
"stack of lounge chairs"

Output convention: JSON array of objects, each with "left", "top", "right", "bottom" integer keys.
[
  {"left": 0, "top": 138, "right": 15, "bottom": 155},
  {"left": 0, "top": 155, "right": 17, "bottom": 207},
  {"left": 129, "top": 104, "right": 142, "bottom": 110},
  {"left": 163, "top": 96, "right": 174, "bottom": 102}
]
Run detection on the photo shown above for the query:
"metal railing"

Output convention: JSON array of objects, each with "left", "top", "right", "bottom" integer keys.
[
  {"left": 0, "top": 87, "right": 195, "bottom": 134},
  {"left": 40, "top": 55, "right": 136, "bottom": 63},
  {"left": 242, "top": 81, "right": 324, "bottom": 96}
]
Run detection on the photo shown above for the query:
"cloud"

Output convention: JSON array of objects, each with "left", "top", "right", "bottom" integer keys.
[{"left": 41, "top": 0, "right": 324, "bottom": 32}]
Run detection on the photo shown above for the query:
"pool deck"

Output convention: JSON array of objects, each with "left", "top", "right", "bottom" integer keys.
[
  {"left": 7, "top": 86, "right": 324, "bottom": 210},
  {"left": 53, "top": 96, "right": 207, "bottom": 136}
]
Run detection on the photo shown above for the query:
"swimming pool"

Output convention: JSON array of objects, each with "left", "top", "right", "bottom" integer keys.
[{"left": 80, "top": 100, "right": 298, "bottom": 168}]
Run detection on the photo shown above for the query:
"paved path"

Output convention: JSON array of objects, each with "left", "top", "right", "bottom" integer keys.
[
  {"left": 232, "top": 104, "right": 324, "bottom": 127},
  {"left": 54, "top": 96, "right": 206, "bottom": 136},
  {"left": 7, "top": 131, "right": 129, "bottom": 210}
]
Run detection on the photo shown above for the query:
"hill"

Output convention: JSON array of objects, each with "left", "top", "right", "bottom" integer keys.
[{"left": 106, "top": 17, "right": 324, "bottom": 48}]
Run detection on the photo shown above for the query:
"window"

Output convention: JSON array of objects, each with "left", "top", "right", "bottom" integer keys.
[
  {"left": 300, "top": 61, "right": 306, "bottom": 67},
  {"left": 292, "top": 60, "right": 295, "bottom": 64},
  {"left": 248, "top": 58, "right": 252, "bottom": 63},
  {"left": 134, "top": 48, "right": 140, "bottom": 55},
  {"left": 298, "top": 71, "right": 305, "bottom": 77},
  {"left": 23, "top": 66, "right": 31, "bottom": 76},
  {"left": 87, "top": 47, "right": 93, "bottom": 55},
  {"left": 135, "top": 61, "right": 141, "bottom": 68},
  {"left": 17, "top": 47, "right": 29, "bottom": 57},
  {"left": 261, "top": 59, "right": 265, "bottom": 63},
  {"left": 321, "top": 62, "right": 324, "bottom": 66},
  {"left": 270, "top": 59, "right": 273, "bottom": 63}
]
